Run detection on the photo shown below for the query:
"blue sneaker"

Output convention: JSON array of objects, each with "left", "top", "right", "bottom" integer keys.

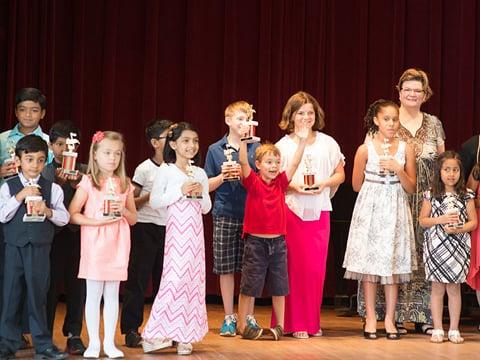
[
  {"left": 220, "top": 314, "right": 237, "bottom": 336},
  {"left": 246, "top": 314, "right": 261, "bottom": 330}
]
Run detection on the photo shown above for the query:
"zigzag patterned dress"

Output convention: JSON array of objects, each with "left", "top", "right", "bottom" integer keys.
[{"left": 142, "top": 163, "right": 211, "bottom": 343}]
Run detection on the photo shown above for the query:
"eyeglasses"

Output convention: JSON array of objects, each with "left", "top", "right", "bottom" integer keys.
[{"left": 401, "top": 88, "right": 424, "bottom": 94}]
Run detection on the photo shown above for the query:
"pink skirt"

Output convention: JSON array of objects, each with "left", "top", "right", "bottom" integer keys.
[
  {"left": 271, "top": 208, "right": 330, "bottom": 334},
  {"left": 467, "top": 208, "right": 480, "bottom": 290}
]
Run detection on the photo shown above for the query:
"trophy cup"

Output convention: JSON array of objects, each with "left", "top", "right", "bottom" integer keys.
[
  {"left": 103, "top": 177, "right": 121, "bottom": 218},
  {"left": 240, "top": 104, "right": 260, "bottom": 143},
  {"left": 379, "top": 138, "right": 394, "bottom": 176},
  {"left": 185, "top": 160, "right": 203, "bottom": 200},
  {"left": 61, "top": 132, "right": 80, "bottom": 176},
  {"left": 445, "top": 192, "right": 464, "bottom": 229},
  {"left": 303, "top": 154, "right": 319, "bottom": 191},
  {"left": 222, "top": 146, "right": 240, "bottom": 182},
  {"left": 23, "top": 180, "right": 45, "bottom": 222},
  {"left": 3, "top": 141, "right": 18, "bottom": 177}
]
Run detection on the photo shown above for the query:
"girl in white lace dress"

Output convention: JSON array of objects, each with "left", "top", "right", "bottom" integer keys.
[{"left": 343, "top": 100, "right": 416, "bottom": 340}]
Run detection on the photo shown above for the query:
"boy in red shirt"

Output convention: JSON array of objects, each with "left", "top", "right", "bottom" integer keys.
[{"left": 237, "top": 123, "right": 308, "bottom": 340}]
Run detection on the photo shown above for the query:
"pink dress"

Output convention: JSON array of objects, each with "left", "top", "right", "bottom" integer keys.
[
  {"left": 77, "top": 175, "right": 134, "bottom": 281},
  {"left": 467, "top": 185, "right": 480, "bottom": 290}
]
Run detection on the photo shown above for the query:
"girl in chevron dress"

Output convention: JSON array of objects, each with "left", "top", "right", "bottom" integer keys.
[
  {"left": 419, "top": 151, "right": 477, "bottom": 344},
  {"left": 142, "top": 122, "right": 211, "bottom": 355}
]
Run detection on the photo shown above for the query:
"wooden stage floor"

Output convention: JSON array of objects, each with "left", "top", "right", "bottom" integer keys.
[{"left": 14, "top": 303, "right": 480, "bottom": 359}]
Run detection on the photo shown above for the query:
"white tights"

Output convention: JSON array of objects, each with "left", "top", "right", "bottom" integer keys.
[
  {"left": 477, "top": 290, "right": 480, "bottom": 307},
  {"left": 83, "top": 280, "right": 123, "bottom": 359}
]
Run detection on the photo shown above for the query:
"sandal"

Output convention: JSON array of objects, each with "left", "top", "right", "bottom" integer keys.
[
  {"left": 292, "top": 331, "right": 309, "bottom": 339},
  {"left": 395, "top": 322, "right": 407, "bottom": 335},
  {"left": 311, "top": 329, "right": 323, "bottom": 337},
  {"left": 447, "top": 330, "right": 464, "bottom": 344},
  {"left": 415, "top": 323, "right": 434, "bottom": 335},
  {"left": 430, "top": 329, "right": 444, "bottom": 343}
]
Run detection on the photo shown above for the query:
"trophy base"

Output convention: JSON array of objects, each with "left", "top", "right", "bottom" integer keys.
[
  {"left": 62, "top": 169, "right": 79, "bottom": 176},
  {"left": 223, "top": 176, "right": 240, "bottom": 182},
  {"left": 241, "top": 136, "right": 260, "bottom": 144},
  {"left": 103, "top": 212, "right": 121, "bottom": 219},
  {"left": 303, "top": 186, "right": 319, "bottom": 191},
  {"left": 186, "top": 194, "right": 203, "bottom": 200},
  {"left": 23, "top": 214, "right": 46, "bottom": 222},
  {"left": 447, "top": 222, "right": 464, "bottom": 229}
]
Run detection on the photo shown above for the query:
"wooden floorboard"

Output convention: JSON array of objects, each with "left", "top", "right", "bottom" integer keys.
[{"left": 14, "top": 303, "right": 480, "bottom": 359}]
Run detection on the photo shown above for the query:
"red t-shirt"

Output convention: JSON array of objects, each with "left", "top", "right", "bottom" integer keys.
[{"left": 242, "top": 171, "right": 289, "bottom": 236}]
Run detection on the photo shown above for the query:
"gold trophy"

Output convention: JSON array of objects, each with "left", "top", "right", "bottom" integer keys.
[
  {"left": 185, "top": 160, "right": 203, "bottom": 200},
  {"left": 379, "top": 138, "right": 394, "bottom": 176},
  {"left": 222, "top": 146, "right": 240, "bottom": 182},
  {"left": 61, "top": 132, "right": 80, "bottom": 176},
  {"left": 3, "top": 140, "right": 18, "bottom": 177},
  {"left": 240, "top": 104, "right": 260, "bottom": 143},
  {"left": 23, "top": 180, "right": 45, "bottom": 222},
  {"left": 445, "top": 192, "right": 464, "bottom": 229},
  {"left": 103, "top": 177, "right": 121, "bottom": 218},
  {"left": 303, "top": 154, "right": 319, "bottom": 191}
]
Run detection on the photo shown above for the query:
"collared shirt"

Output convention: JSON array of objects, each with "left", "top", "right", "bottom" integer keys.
[
  {"left": 0, "top": 124, "right": 53, "bottom": 170},
  {"left": 204, "top": 134, "right": 259, "bottom": 220},
  {"left": 0, "top": 172, "right": 70, "bottom": 226}
]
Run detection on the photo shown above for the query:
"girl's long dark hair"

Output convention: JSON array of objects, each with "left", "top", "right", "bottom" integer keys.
[
  {"left": 163, "top": 122, "right": 201, "bottom": 165},
  {"left": 431, "top": 150, "right": 467, "bottom": 198}
]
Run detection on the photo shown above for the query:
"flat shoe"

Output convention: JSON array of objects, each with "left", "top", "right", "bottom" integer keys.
[
  {"left": 292, "top": 331, "right": 309, "bottom": 339},
  {"left": 386, "top": 332, "right": 400, "bottom": 340}
]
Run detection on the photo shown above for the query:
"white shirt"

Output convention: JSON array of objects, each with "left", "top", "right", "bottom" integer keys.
[
  {"left": 132, "top": 159, "right": 167, "bottom": 226},
  {"left": 150, "top": 163, "right": 211, "bottom": 214},
  {"left": 276, "top": 132, "right": 345, "bottom": 220},
  {"left": 0, "top": 172, "right": 70, "bottom": 226}
]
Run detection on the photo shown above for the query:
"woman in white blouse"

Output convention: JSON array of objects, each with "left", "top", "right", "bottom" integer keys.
[{"left": 274, "top": 91, "right": 345, "bottom": 338}]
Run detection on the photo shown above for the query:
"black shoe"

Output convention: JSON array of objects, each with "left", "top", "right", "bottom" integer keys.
[
  {"left": 65, "top": 336, "right": 85, "bottom": 355},
  {"left": 386, "top": 332, "right": 401, "bottom": 340},
  {"left": 34, "top": 345, "right": 68, "bottom": 359},
  {"left": 0, "top": 347, "right": 15, "bottom": 360},
  {"left": 125, "top": 330, "right": 142, "bottom": 348},
  {"left": 363, "top": 331, "right": 378, "bottom": 340}
]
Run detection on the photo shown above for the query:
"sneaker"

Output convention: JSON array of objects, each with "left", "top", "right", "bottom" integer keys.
[
  {"left": 66, "top": 336, "right": 86, "bottom": 355},
  {"left": 176, "top": 342, "right": 193, "bottom": 355},
  {"left": 142, "top": 337, "right": 173, "bottom": 353},
  {"left": 268, "top": 324, "right": 284, "bottom": 341},
  {"left": 246, "top": 314, "right": 261, "bottom": 331},
  {"left": 125, "top": 330, "right": 142, "bottom": 348},
  {"left": 242, "top": 322, "right": 263, "bottom": 340},
  {"left": 220, "top": 314, "right": 237, "bottom": 336}
]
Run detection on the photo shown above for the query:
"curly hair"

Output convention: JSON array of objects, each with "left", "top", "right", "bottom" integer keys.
[{"left": 364, "top": 99, "right": 399, "bottom": 135}]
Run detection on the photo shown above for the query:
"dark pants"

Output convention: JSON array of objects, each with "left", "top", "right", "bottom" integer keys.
[
  {"left": 120, "top": 222, "right": 165, "bottom": 334},
  {"left": 46, "top": 227, "right": 85, "bottom": 336},
  {"left": 0, "top": 243, "right": 52, "bottom": 353}
]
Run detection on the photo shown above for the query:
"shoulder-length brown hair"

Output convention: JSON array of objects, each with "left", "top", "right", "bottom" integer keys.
[
  {"left": 278, "top": 91, "right": 325, "bottom": 133},
  {"left": 431, "top": 151, "right": 467, "bottom": 198}
]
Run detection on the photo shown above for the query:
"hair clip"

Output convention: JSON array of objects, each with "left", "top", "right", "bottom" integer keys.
[
  {"left": 167, "top": 123, "right": 178, "bottom": 138},
  {"left": 92, "top": 131, "right": 105, "bottom": 144}
]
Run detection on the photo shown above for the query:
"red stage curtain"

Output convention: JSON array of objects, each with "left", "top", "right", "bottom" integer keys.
[{"left": 1, "top": 0, "right": 479, "bottom": 296}]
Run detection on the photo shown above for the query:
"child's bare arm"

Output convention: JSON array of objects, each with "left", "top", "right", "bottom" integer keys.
[
  {"left": 395, "top": 143, "right": 416, "bottom": 194},
  {"left": 351, "top": 145, "right": 367, "bottom": 192},
  {"left": 69, "top": 188, "right": 119, "bottom": 225},
  {"left": 238, "top": 140, "right": 251, "bottom": 179},
  {"left": 285, "top": 125, "right": 309, "bottom": 181}
]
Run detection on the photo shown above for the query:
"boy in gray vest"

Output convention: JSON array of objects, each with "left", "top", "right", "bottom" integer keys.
[{"left": 0, "top": 135, "right": 69, "bottom": 359}]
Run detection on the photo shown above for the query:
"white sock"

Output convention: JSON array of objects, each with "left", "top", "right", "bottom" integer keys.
[
  {"left": 103, "top": 281, "right": 123, "bottom": 358},
  {"left": 84, "top": 280, "right": 103, "bottom": 358}
]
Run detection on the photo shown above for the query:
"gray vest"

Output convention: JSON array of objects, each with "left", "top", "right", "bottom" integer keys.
[{"left": 3, "top": 176, "right": 55, "bottom": 246}]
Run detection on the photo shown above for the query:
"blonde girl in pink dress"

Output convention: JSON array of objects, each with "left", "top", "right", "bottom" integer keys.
[{"left": 69, "top": 131, "right": 137, "bottom": 358}]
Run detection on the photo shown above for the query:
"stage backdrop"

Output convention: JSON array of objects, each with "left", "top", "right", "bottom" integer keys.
[{"left": 1, "top": 0, "right": 479, "bottom": 298}]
